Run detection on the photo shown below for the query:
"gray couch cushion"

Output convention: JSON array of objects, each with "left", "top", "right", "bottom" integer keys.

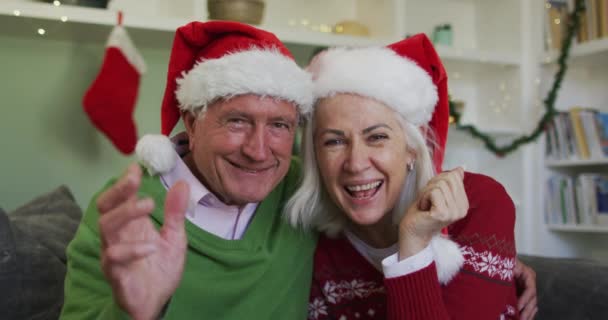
[
  {"left": 0, "top": 186, "right": 82, "bottom": 320},
  {"left": 519, "top": 254, "right": 608, "bottom": 320}
]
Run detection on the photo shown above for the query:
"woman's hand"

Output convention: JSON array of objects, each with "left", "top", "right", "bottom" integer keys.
[{"left": 398, "top": 167, "right": 469, "bottom": 260}]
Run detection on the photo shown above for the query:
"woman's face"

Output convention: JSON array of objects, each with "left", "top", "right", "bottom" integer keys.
[{"left": 314, "top": 94, "right": 414, "bottom": 226}]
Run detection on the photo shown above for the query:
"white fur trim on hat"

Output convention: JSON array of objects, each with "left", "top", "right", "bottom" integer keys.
[
  {"left": 308, "top": 47, "right": 437, "bottom": 125},
  {"left": 176, "top": 48, "right": 313, "bottom": 115},
  {"left": 430, "top": 234, "right": 464, "bottom": 285},
  {"left": 135, "top": 134, "right": 177, "bottom": 176},
  {"left": 107, "top": 25, "right": 147, "bottom": 75}
]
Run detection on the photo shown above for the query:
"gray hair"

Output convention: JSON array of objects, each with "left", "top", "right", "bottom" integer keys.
[{"left": 283, "top": 106, "right": 437, "bottom": 236}]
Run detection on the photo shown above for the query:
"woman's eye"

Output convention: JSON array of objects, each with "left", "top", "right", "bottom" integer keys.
[{"left": 369, "top": 134, "right": 388, "bottom": 142}]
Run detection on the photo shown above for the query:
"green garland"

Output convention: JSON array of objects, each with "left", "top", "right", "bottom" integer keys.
[{"left": 450, "top": 0, "right": 585, "bottom": 156}]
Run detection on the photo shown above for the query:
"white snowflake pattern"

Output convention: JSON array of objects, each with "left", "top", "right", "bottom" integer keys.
[
  {"left": 461, "top": 246, "right": 514, "bottom": 281},
  {"left": 505, "top": 304, "right": 517, "bottom": 315},
  {"left": 323, "top": 281, "right": 340, "bottom": 304},
  {"left": 309, "top": 298, "right": 328, "bottom": 319},
  {"left": 318, "top": 279, "right": 383, "bottom": 305}
]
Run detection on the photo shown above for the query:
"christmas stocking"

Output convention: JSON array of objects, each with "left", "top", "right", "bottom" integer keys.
[{"left": 83, "top": 25, "right": 146, "bottom": 154}]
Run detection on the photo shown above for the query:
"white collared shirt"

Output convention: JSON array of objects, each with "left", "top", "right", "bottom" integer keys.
[{"left": 159, "top": 134, "right": 258, "bottom": 240}]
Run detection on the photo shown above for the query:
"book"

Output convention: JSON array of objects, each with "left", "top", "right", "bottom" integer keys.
[
  {"left": 596, "top": 176, "right": 608, "bottom": 225},
  {"left": 569, "top": 108, "right": 590, "bottom": 159},
  {"left": 547, "top": 0, "right": 569, "bottom": 49},
  {"left": 580, "top": 110, "right": 604, "bottom": 159},
  {"left": 595, "top": 112, "right": 608, "bottom": 156}
]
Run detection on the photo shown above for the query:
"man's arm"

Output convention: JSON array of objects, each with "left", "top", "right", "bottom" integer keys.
[
  {"left": 61, "top": 164, "right": 189, "bottom": 320},
  {"left": 515, "top": 259, "right": 538, "bottom": 320},
  {"left": 60, "top": 184, "right": 131, "bottom": 320}
]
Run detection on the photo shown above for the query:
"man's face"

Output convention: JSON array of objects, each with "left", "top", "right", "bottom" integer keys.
[{"left": 183, "top": 94, "right": 298, "bottom": 206}]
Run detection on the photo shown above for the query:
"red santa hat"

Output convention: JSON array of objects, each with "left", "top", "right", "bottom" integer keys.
[
  {"left": 136, "top": 21, "right": 312, "bottom": 175},
  {"left": 307, "top": 35, "right": 462, "bottom": 284},
  {"left": 307, "top": 34, "right": 449, "bottom": 173}
]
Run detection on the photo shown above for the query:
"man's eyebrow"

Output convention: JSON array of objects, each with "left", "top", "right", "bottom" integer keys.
[
  {"left": 223, "top": 110, "right": 251, "bottom": 118},
  {"left": 269, "top": 116, "right": 297, "bottom": 124},
  {"left": 362, "top": 124, "right": 392, "bottom": 134},
  {"left": 318, "top": 128, "right": 345, "bottom": 136}
]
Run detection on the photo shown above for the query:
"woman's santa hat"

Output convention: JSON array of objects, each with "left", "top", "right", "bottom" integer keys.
[
  {"left": 136, "top": 21, "right": 312, "bottom": 175},
  {"left": 307, "top": 34, "right": 462, "bottom": 284},
  {"left": 307, "top": 34, "right": 449, "bottom": 174}
]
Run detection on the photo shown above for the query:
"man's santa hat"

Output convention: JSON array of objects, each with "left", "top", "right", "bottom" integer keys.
[
  {"left": 307, "top": 34, "right": 462, "bottom": 284},
  {"left": 136, "top": 21, "right": 312, "bottom": 175}
]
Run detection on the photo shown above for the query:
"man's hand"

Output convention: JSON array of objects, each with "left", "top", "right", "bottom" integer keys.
[
  {"left": 97, "top": 163, "right": 190, "bottom": 320},
  {"left": 398, "top": 167, "right": 469, "bottom": 259},
  {"left": 514, "top": 259, "right": 537, "bottom": 320}
]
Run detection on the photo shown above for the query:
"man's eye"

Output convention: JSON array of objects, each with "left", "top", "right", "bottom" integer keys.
[
  {"left": 228, "top": 118, "right": 246, "bottom": 123},
  {"left": 272, "top": 122, "right": 290, "bottom": 130},
  {"left": 324, "top": 139, "right": 344, "bottom": 146},
  {"left": 227, "top": 118, "right": 248, "bottom": 126}
]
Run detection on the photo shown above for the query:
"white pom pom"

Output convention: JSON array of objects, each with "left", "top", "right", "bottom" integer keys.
[
  {"left": 135, "top": 134, "right": 177, "bottom": 176},
  {"left": 431, "top": 234, "right": 464, "bottom": 285}
]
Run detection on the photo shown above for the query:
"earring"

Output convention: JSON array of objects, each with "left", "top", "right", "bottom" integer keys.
[{"left": 406, "top": 161, "right": 415, "bottom": 172}]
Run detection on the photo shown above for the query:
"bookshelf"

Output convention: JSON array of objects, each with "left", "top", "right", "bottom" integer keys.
[
  {"left": 546, "top": 158, "right": 608, "bottom": 167},
  {"left": 534, "top": 0, "right": 608, "bottom": 261},
  {"left": 0, "top": 0, "right": 520, "bottom": 64},
  {"left": 548, "top": 223, "right": 608, "bottom": 233}
]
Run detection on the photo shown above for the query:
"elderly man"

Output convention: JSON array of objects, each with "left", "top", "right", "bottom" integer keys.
[
  {"left": 61, "top": 21, "right": 537, "bottom": 320},
  {"left": 61, "top": 21, "right": 315, "bottom": 319}
]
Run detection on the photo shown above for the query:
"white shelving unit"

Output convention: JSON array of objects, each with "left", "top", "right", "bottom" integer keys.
[
  {"left": 547, "top": 224, "right": 608, "bottom": 233},
  {"left": 529, "top": 1, "right": 608, "bottom": 262},
  {"left": 546, "top": 158, "right": 608, "bottom": 168}
]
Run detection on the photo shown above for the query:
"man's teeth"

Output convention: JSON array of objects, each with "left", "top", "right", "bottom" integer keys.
[{"left": 346, "top": 181, "right": 381, "bottom": 192}]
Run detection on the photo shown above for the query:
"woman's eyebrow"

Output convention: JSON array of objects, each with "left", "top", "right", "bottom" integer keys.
[{"left": 362, "top": 124, "right": 392, "bottom": 134}]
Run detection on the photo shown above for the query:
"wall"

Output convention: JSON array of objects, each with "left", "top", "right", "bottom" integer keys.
[
  {"left": 0, "top": 29, "right": 316, "bottom": 211},
  {"left": 0, "top": 32, "right": 170, "bottom": 211}
]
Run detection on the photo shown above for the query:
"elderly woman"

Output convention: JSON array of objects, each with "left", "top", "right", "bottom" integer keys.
[{"left": 285, "top": 34, "right": 521, "bottom": 319}]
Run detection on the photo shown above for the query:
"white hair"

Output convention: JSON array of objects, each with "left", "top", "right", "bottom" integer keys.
[{"left": 284, "top": 104, "right": 437, "bottom": 236}]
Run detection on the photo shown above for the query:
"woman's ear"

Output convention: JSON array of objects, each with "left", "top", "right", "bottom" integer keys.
[{"left": 406, "top": 146, "right": 418, "bottom": 162}]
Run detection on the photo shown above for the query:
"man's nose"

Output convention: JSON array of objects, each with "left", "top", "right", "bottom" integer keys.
[
  {"left": 242, "top": 125, "right": 269, "bottom": 162},
  {"left": 343, "top": 140, "right": 370, "bottom": 173}
]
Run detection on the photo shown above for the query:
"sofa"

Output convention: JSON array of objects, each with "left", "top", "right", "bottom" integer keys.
[{"left": 1, "top": 186, "right": 608, "bottom": 319}]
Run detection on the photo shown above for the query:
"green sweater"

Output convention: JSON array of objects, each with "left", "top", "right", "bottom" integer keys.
[{"left": 60, "top": 159, "right": 316, "bottom": 319}]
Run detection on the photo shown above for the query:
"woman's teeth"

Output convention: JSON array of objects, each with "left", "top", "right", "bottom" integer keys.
[
  {"left": 344, "top": 181, "right": 382, "bottom": 199},
  {"left": 346, "top": 181, "right": 382, "bottom": 192}
]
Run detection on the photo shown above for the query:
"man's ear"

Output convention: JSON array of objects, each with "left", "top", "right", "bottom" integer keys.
[{"left": 182, "top": 111, "right": 197, "bottom": 150}]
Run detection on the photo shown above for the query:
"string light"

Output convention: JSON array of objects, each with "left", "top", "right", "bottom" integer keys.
[
  {"left": 53, "top": 1, "right": 61, "bottom": 6},
  {"left": 37, "top": 28, "right": 46, "bottom": 35},
  {"left": 61, "top": 16, "right": 68, "bottom": 22},
  {"left": 13, "top": 10, "right": 20, "bottom": 16},
  {"left": 449, "top": 0, "right": 585, "bottom": 156},
  {"left": 319, "top": 24, "right": 332, "bottom": 33}
]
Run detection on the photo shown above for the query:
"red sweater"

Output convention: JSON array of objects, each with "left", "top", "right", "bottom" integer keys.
[{"left": 308, "top": 172, "right": 519, "bottom": 320}]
